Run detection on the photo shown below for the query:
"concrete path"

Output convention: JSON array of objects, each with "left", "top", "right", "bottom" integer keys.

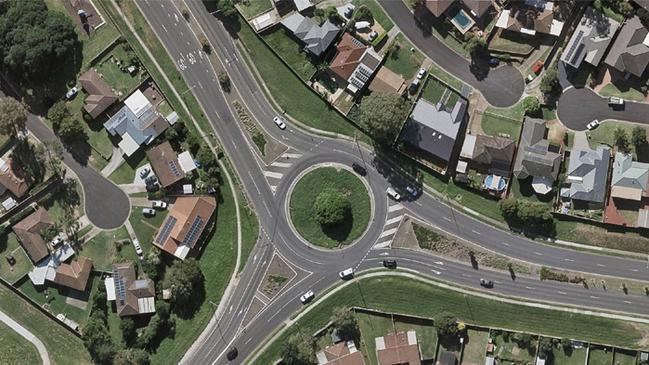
[
  {"left": 119, "top": 184, "right": 147, "bottom": 194},
  {"left": 129, "top": 197, "right": 152, "bottom": 207},
  {"left": 100, "top": 147, "right": 125, "bottom": 177},
  {"left": 0, "top": 311, "right": 50, "bottom": 365},
  {"left": 572, "top": 130, "right": 590, "bottom": 150}
]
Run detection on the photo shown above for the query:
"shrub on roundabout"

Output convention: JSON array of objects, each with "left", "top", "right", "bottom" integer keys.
[{"left": 313, "top": 188, "right": 351, "bottom": 226}]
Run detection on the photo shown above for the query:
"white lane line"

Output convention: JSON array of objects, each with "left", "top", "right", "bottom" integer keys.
[
  {"left": 387, "top": 204, "right": 404, "bottom": 213},
  {"left": 589, "top": 295, "right": 600, "bottom": 299},
  {"left": 501, "top": 242, "right": 511, "bottom": 247},
  {"left": 443, "top": 217, "right": 452, "bottom": 222},
  {"left": 525, "top": 286, "right": 535, "bottom": 290},
  {"left": 564, "top": 258, "right": 575, "bottom": 262},
  {"left": 624, "top": 300, "right": 633, "bottom": 304},
  {"left": 379, "top": 227, "right": 398, "bottom": 238},
  {"left": 281, "top": 153, "right": 302, "bottom": 159},
  {"left": 385, "top": 215, "right": 403, "bottom": 226},
  {"left": 263, "top": 171, "right": 283, "bottom": 179},
  {"left": 534, "top": 252, "right": 543, "bottom": 256},
  {"left": 270, "top": 161, "right": 292, "bottom": 168},
  {"left": 596, "top": 263, "right": 606, "bottom": 267},
  {"left": 631, "top": 269, "right": 639, "bottom": 272},
  {"left": 471, "top": 230, "right": 481, "bottom": 235},
  {"left": 557, "top": 291, "right": 567, "bottom": 295}
]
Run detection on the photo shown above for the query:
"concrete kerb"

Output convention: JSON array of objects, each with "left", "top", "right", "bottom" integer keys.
[
  {"left": 120, "top": 1, "right": 244, "bottom": 362},
  {"left": 283, "top": 162, "right": 376, "bottom": 252}
]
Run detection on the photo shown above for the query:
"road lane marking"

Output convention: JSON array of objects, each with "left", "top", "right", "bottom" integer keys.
[
  {"left": 388, "top": 204, "right": 403, "bottom": 213},
  {"left": 263, "top": 171, "right": 283, "bottom": 179},
  {"left": 596, "top": 263, "right": 606, "bottom": 267},
  {"left": 379, "top": 228, "right": 398, "bottom": 238},
  {"left": 270, "top": 161, "right": 291, "bottom": 168},
  {"left": 534, "top": 252, "right": 543, "bottom": 256},
  {"left": 525, "top": 286, "right": 535, "bottom": 290},
  {"left": 624, "top": 301, "right": 633, "bottom": 304},
  {"left": 501, "top": 242, "right": 511, "bottom": 247},
  {"left": 443, "top": 217, "right": 452, "bottom": 222},
  {"left": 589, "top": 295, "right": 600, "bottom": 299},
  {"left": 564, "top": 258, "right": 575, "bottom": 262},
  {"left": 385, "top": 216, "right": 403, "bottom": 226},
  {"left": 281, "top": 152, "right": 302, "bottom": 159},
  {"left": 557, "top": 291, "right": 567, "bottom": 295},
  {"left": 471, "top": 230, "right": 481, "bottom": 235}
]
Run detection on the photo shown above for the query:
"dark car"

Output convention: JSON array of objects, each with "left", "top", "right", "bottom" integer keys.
[
  {"left": 144, "top": 175, "right": 157, "bottom": 185},
  {"left": 405, "top": 185, "right": 420, "bottom": 198},
  {"left": 488, "top": 58, "right": 500, "bottom": 67},
  {"left": 479, "top": 278, "right": 494, "bottom": 288},
  {"left": 226, "top": 347, "right": 238, "bottom": 361},
  {"left": 383, "top": 259, "right": 397, "bottom": 269},
  {"left": 352, "top": 162, "right": 366, "bottom": 176},
  {"left": 146, "top": 182, "right": 160, "bottom": 192}
]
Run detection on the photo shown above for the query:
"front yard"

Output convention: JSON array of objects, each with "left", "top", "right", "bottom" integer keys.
[
  {"left": 481, "top": 112, "right": 521, "bottom": 140},
  {"left": 598, "top": 82, "right": 645, "bottom": 102},
  {"left": 262, "top": 28, "right": 318, "bottom": 81},
  {"left": 587, "top": 121, "right": 649, "bottom": 160},
  {"left": 129, "top": 208, "right": 169, "bottom": 254},
  {"left": 78, "top": 227, "right": 134, "bottom": 271},
  {"left": 352, "top": 0, "right": 394, "bottom": 32},
  {"left": 384, "top": 33, "right": 425, "bottom": 80}
]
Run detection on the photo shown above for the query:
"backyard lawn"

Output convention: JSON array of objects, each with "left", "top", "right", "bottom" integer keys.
[
  {"left": 78, "top": 227, "right": 134, "bottom": 271},
  {"left": 509, "top": 177, "right": 555, "bottom": 206},
  {"left": 393, "top": 316, "right": 438, "bottom": 359},
  {"left": 0, "top": 321, "right": 41, "bottom": 365},
  {"left": 588, "top": 346, "right": 614, "bottom": 365},
  {"left": 489, "top": 30, "right": 537, "bottom": 55},
  {"left": 421, "top": 78, "right": 447, "bottom": 104},
  {"left": 462, "top": 328, "right": 489, "bottom": 365},
  {"left": 492, "top": 332, "right": 537, "bottom": 364},
  {"left": 238, "top": 0, "right": 273, "bottom": 19},
  {"left": 551, "top": 343, "right": 587, "bottom": 365},
  {"left": 356, "top": 311, "right": 394, "bottom": 364},
  {"left": 262, "top": 28, "right": 318, "bottom": 81},
  {"left": 613, "top": 349, "right": 638, "bottom": 365},
  {"left": 352, "top": 0, "right": 394, "bottom": 32},
  {"left": 384, "top": 33, "right": 425, "bottom": 79},
  {"left": 481, "top": 112, "right": 522, "bottom": 140},
  {"left": 599, "top": 83, "right": 645, "bottom": 102},
  {"left": 94, "top": 41, "right": 144, "bottom": 97},
  {"left": 0, "top": 231, "right": 32, "bottom": 284}
]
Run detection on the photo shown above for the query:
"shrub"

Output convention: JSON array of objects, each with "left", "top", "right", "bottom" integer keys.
[{"left": 314, "top": 188, "right": 351, "bottom": 226}]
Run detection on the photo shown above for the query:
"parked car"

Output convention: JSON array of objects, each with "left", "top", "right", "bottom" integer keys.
[
  {"left": 368, "top": 30, "right": 378, "bottom": 42},
  {"left": 405, "top": 185, "right": 420, "bottom": 198},
  {"left": 299, "top": 290, "right": 315, "bottom": 304},
  {"left": 488, "top": 58, "right": 500, "bottom": 67},
  {"left": 409, "top": 78, "right": 420, "bottom": 94},
  {"left": 273, "top": 116, "right": 287, "bottom": 130},
  {"left": 145, "top": 175, "right": 157, "bottom": 185},
  {"left": 226, "top": 347, "right": 238, "bottom": 361},
  {"left": 352, "top": 162, "right": 366, "bottom": 176},
  {"left": 532, "top": 60, "right": 544, "bottom": 74},
  {"left": 525, "top": 74, "right": 535, "bottom": 83},
  {"left": 132, "top": 239, "right": 143, "bottom": 256},
  {"left": 142, "top": 208, "right": 156, "bottom": 216},
  {"left": 344, "top": 4, "right": 355, "bottom": 19},
  {"left": 479, "top": 278, "right": 494, "bottom": 288},
  {"left": 50, "top": 236, "right": 64, "bottom": 248},
  {"left": 383, "top": 259, "right": 397, "bottom": 269},
  {"left": 146, "top": 182, "right": 160, "bottom": 192},
  {"left": 586, "top": 119, "right": 600, "bottom": 130},
  {"left": 207, "top": 186, "right": 218, "bottom": 195},
  {"left": 339, "top": 268, "right": 354, "bottom": 279},
  {"left": 5, "top": 255, "right": 15, "bottom": 265},
  {"left": 152, "top": 200, "right": 167, "bottom": 210},
  {"left": 608, "top": 96, "right": 624, "bottom": 106},
  {"left": 65, "top": 86, "right": 79, "bottom": 100},
  {"left": 386, "top": 187, "right": 401, "bottom": 201},
  {"left": 416, "top": 68, "right": 426, "bottom": 79},
  {"left": 139, "top": 167, "right": 151, "bottom": 179}
]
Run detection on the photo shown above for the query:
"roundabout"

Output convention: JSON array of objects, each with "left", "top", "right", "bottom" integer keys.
[{"left": 287, "top": 164, "right": 372, "bottom": 249}]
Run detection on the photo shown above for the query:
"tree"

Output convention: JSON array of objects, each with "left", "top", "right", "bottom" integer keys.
[
  {"left": 216, "top": 0, "right": 237, "bottom": 18},
  {"left": 83, "top": 312, "right": 116, "bottom": 364},
  {"left": 57, "top": 117, "right": 87, "bottom": 142},
  {"left": 632, "top": 126, "right": 647, "bottom": 147},
  {"left": 538, "top": 337, "right": 554, "bottom": 359},
  {"left": 511, "top": 332, "right": 533, "bottom": 349},
  {"left": 120, "top": 317, "right": 137, "bottom": 346},
  {"left": 331, "top": 307, "right": 359, "bottom": 341},
  {"left": 325, "top": 6, "right": 342, "bottom": 22},
  {"left": 113, "top": 349, "right": 150, "bottom": 365},
  {"left": 499, "top": 198, "right": 554, "bottom": 233},
  {"left": 464, "top": 32, "right": 487, "bottom": 55},
  {"left": 281, "top": 333, "right": 315, "bottom": 365},
  {"left": 47, "top": 101, "right": 68, "bottom": 127},
  {"left": 37, "top": 139, "right": 64, "bottom": 176},
  {"left": 359, "top": 93, "right": 410, "bottom": 143},
  {"left": 314, "top": 188, "right": 351, "bottom": 226},
  {"left": 540, "top": 66, "right": 558, "bottom": 94},
  {"left": 197, "top": 146, "right": 218, "bottom": 169},
  {"left": 0, "top": 98, "right": 27, "bottom": 137},
  {"left": 163, "top": 258, "right": 204, "bottom": 314},
  {"left": 614, "top": 127, "right": 630, "bottom": 152},
  {"left": 521, "top": 96, "right": 541, "bottom": 115},
  {"left": 435, "top": 314, "right": 459, "bottom": 338},
  {"left": 218, "top": 71, "right": 231, "bottom": 92},
  {"left": 352, "top": 5, "right": 373, "bottom": 23}
]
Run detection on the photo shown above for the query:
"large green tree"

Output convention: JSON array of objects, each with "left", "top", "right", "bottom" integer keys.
[
  {"left": 359, "top": 92, "right": 410, "bottom": 143},
  {"left": 0, "top": 97, "right": 27, "bottom": 137},
  {"left": 162, "top": 258, "right": 204, "bottom": 315},
  {"left": 539, "top": 67, "right": 558, "bottom": 95},
  {"left": 632, "top": 126, "right": 647, "bottom": 147},
  {"left": 281, "top": 333, "right": 315, "bottom": 365},
  {"left": 331, "top": 307, "right": 359, "bottom": 341},
  {"left": 314, "top": 188, "right": 351, "bottom": 226},
  {"left": 435, "top": 313, "right": 460, "bottom": 338},
  {"left": 56, "top": 117, "right": 87, "bottom": 142}
]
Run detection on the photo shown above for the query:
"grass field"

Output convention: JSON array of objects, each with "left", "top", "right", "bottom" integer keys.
[
  {"left": 554, "top": 220, "right": 649, "bottom": 254},
  {"left": 352, "top": 0, "right": 394, "bottom": 32},
  {"left": 78, "top": 227, "right": 134, "bottom": 271},
  {"left": 587, "top": 121, "right": 649, "bottom": 160},
  {"left": 551, "top": 343, "right": 587, "bottom": 365},
  {"left": 429, "top": 63, "right": 465, "bottom": 91},
  {"left": 289, "top": 167, "right": 371, "bottom": 248},
  {"left": 238, "top": 0, "right": 273, "bottom": 19},
  {"left": 250, "top": 276, "right": 645, "bottom": 365},
  {"left": 509, "top": 177, "right": 554, "bottom": 206},
  {"left": 262, "top": 29, "right": 317, "bottom": 81},
  {"left": 0, "top": 232, "right": 32, "bottom": 284},
  {"left": 238, "top": 190, "right": 259, "bottom": 273},
  {"left": 0, "top": 285, "right": 91, "bottom": 364},
  {"left": 462, "top": 328, "right": 489, "bottom": 365},
  {"left": 588, "top": 346, "right": 614, "bottom": 365},
  {"left": 421, "top": 78, "right": 447, "bottom": 104},
  {"left": 108, "top": 151, "right": 147, "bottom": 185},
  {"left": 0, "top": 321, "right": 41, "bottom": 365},
  {"left": 481, "top": 112, "right": 522, "bottom": 140},
  {"left": 599, "top": 83, "right": 645, "bottom": 102},
  {"left": 493, "top": 332, "right": 537, "bottom": 364},
  {"left": 384, "top": 33, "right": 425, "bottom": 79}
]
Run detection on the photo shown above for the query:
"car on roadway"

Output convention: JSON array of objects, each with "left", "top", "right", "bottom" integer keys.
[
  {"left": 139, "top": 167, "right": 151, "bottom": 179},
  {"left": 586, "top": 119, "right": 600, "bottom": 130},
  {"left": 142, "top": 208, "right": 156, "bottom": 217},
  {"left": 152, "top": 200, "right": 167, "bottom": 210},
  {"left": 273, "top": 116, "right": 287, "bottom": 130},
  {"left": 479, "top": 278, "right": 494, "bottom": 288},
  {"left": 383, "top": 259, "right": 397, "bottom": 269},
  {"left": 226, "top": 347, "right": 238, "bottom": 361},
  {"left": 386, "top": 187, "right": 401, "bottom": 201},
  {"left": 65, "top": 86, "right": 79, "bottom": 100},
  {"left": 405, "top": 185, "right": 420, "bottom": 198},
  {"left": 416, "top": 68, "right": 426, "bottom": 80},
  {"left": 608, "top": 96, "right": 624, "bottom": 107},
  {"left": 300, "top": 290, "right": 315, "bottom": 304},
  {"left": 132, "top": 239, "right": 143, "bottom": 256},
  {"left": 339, "top": 268, "right": 354, "bottom": 279},
  {"left": 352, "top": 162, "right": 366, "bottom": 176}
]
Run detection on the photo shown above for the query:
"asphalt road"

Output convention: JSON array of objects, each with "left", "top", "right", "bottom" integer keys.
[
  {"left": 377, "top": 0, "right": 524, "bottom": 107},
  {"left": 137, "top": 1, "right": 649, "bottom": 364}
]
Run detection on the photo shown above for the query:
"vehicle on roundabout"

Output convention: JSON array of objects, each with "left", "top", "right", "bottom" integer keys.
[
  {"left": 300, "top": 290, "right": 315, "bottom": 304},
  {"left": 352, "top": 162, "right": 366, "bottom": 176},
  {"left": 386, "top": 187, "right": 401, "bottom": 201},
  {"left": 273, "top": 116, "right": 287, "bottom": 130},
  {"left": 405, "top": 185, "right": 420, "bottom": 198},
  {"left": 339, "top": 268, "right": 354, "bottom": 279},
  {"left": 226, "top": 347, "right": 238, "bottom": 361},
  {"left": 383, "top": 259, "right": 397, "bottom": 269}
]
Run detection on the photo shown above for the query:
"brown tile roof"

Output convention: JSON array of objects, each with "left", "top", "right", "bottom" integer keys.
[
  {"left": 146, "top": 141, "right": 184, "bottom": 187},
  {"left": 153, "top": 196, "right": 217, "bottom": 259},
  {"left": 376, "top": 331, "right": 421, "bottom": 365},
  {"left": 12, "top": 207, "right": 52, "bottom": 263},
  {"left": 471, "top": 135, "right": 516, "bottom": 175},
  {"left": 79, "top": 69, "right": 118, "bottom": 119},
  {"left": 463, "top": 0, "right": 493, "bottom": 17},
  {"left": 54, "top": 256, "right": 93, "bottom": 291},
  {"left": 0, "top": 158, "right": 30, "bottom": 198},
  {"left": 368, "top": 67, "right": 407, "bottom": 95},
  {"left": 320, "top": 342, "right": 365, "bottom": 365},
  {"left": 330, "top": 33, "right": 367, "bottom": 81},
  {"left": 425, "top": 0, "right": 455, "bottom": 17},
  {"left": 113, "top": 262, "right": 156, "bottom": 317},
  {"left": 501, "top": 2, "right": 554, "bottom": 34}
]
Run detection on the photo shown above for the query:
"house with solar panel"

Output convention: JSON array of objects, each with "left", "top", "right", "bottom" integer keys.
[
  {"left": 153, "top": 196, "right": 217, "bottom": 260},
  {"left": 328, "top": 33, "right": 383, "bottom": 96},
  {"left": 146, "top": 141, "right": 198, "bottom": 188},
  {"left": 105, "top": 262, "right": 156, "bottom": 317},
  {"left": 560, "top": 7, "right": 620, "bottom": 70}
]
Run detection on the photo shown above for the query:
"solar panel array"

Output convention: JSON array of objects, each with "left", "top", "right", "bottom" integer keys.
[
  {"left": 182, "top": 216, "right": 205, "bottom": 246},
  {"left": 156, "top": 216, "right": 178, "bottom": 244},
  {"left": 565, "top": 30, "right": 584, "bottom": 64},
  {"left": 113, "top": 267, "right": 126, "bottom": 306},
  {"left": 168, "top": 160, "right": 182, "bottom": 177}
]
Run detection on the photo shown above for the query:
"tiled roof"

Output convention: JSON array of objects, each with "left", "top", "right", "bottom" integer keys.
[{"left": 12, "top": 207, "right": 53, "bottom": 263}]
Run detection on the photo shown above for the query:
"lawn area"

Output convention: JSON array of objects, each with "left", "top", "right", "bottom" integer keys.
[
  {"left": 554, "top": 220, "right": 649, "bottom": 253},
  {"left": 238, "top": 191, "right": 260, "bottom": 273},
  {"left": 384, "top": 33, "right": 425, "bottom": 79},
  {"left": 262, "top": 28, "right": 318, "bottom": 81},
  {"left": 613, "top": 349, "right": 637, "bottom": 365},
  {"left": 551, "top": 343, "right": 587, "bottom": 365},
  {"left": 509, "top": 177, "right": 554, "bottom": 206},
  {"left": 421, "top": 77, "right": 447, "bottom": 104},
  {"left": 129, "top": 209, "right": 169, "bottom": 254},
  {"left": 462, "top": 328, "right": 489, "bottom": 365},
  {"left": 78, "top": 227, "right": 134, "bottom": 271},
  {"left": 238, "top": 0, "right": 273, "bottom": 19},
  {"left": 108, "top": 151, "right": 147, "bottom": 184},
  {"left": 481, "top": 112, "right": 522, "bottom": 140},
  {"left": 352, "top": 0, "right": 394, "bottom": 32},
  {"left": 0, "top": 231, "right": 32, "bottom": 284},
  {"left": 0, "top": 320, "right": 41, "bottom": 365},
  {"left": 93, "top": 40, "right": 144, "bottom": 97},
  {"left": 599, "top": 83, "right": 646, "bottom": 102},
  {"left": 429, "top": 63, "right": 465, "bottom": 91},
  {"left": 587, "top": 121, "right": 649, "bottom": 160},
  {"left": 0, "top": 285, "right": 91, "bottom": 364},
  {"left": 588, "top": 346, "right": 614, "bottom": 365},
  {"left": 289, "top": 167, "right": 371, "bottom": 248},
  {"left": 492, "top": 332, "right": 537, "bottom": 364},
  {"left": 236, "top": 16, "right": 362, "bottom": 138},
  {"left": 393, "top": 316, "right": 438, "bottom": 359},
  {"left": 356, "top": 310, "right": 394, "bottom": 364},
  {"left": 489, "top": 31, "right": 537, "bottom": 55},
  {"left": 250, "top": 276, "right": 645, "bottom": 365}
]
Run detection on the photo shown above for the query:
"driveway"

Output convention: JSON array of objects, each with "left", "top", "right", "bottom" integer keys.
[{"left": 377, "top": 0, "right": 524, "bottom": 107}]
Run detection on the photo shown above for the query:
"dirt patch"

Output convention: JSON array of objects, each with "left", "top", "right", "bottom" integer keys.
[
  {"left": 65, "top": 296, "right": 88, "bottom": 310},
  {"left": 630, "top": 323, "right": 649, "bottom": 348},
  {"left": 392, "top": 216, "right": 418, "bottom": 249},
  {"left": 546, "top": 119, "right": 565, "bottom": 145},
  {"left": 61, "top": 0, "right": 105, "bottom": 33},
  {"left": 242, "top": 296, "right": 265, "bottom": 328},
  {"left": 259, "top": 254, "right": 296, "bottom": 299}
]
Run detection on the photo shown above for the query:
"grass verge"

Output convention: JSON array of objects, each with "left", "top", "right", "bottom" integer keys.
[{"left": 0, "top": 321, "right": 41, "bottom": 365}]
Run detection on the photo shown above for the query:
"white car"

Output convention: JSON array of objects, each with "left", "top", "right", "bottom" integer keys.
[
  {"left": 139, "top": 167, "right": 151, "bottom": 179},
  {"left": 608, "top": 96, "right": 624, "bottom": 106},
  {"left": 142, "top": 208, "right": 156, "bottom": 216},
  {"left": 50, "top": 236, "right": 64, "bottom": 248},
  {"left": 152, "top": 200, "right": 167, "bottom": 210},
  {"left": 416, "top": 68, "right": 426, "bottom": 80},
  {"left": 586, "top": 119, "right": 600, "bottom": 130},
  {"left": 368, "top": 31, "right": 378, "bottom": 42},
  {"left": 339, "top": 268, "right": 354, "bottom": 279},
  {"left": 65, "top": 86, "right": 78, "bottom": 100},
  {"left": 386, "top": 187, "right": 401, "bottom": 201},
  {"left": 133, "top": 239, "right": 143, "bottom": 255},
  {"left": 273, "top": 116, "right": 287, "bottom": 130},
  {"left": 299, "top": 290, "right": 314, "bottom": 304}
]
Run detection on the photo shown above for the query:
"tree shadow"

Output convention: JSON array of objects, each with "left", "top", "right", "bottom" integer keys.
[
  {"left": 173, "top": 279, "right": 206, "bottom": 320},
  {"left": 10, "top": 139, "right": 45, "bottom": 184},
  {"left": 321, "top": 215, "right": 354, "bottom": 243}
]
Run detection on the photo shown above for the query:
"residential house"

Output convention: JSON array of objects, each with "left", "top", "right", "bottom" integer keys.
[
  {"left": 424, "top": 0, "right": 493, "bottom": 19},
  {"left": 437, "top": 351, "right": 458, "bottom": 365},
  {"left": 0, "top": 157, "right": 30, "bottom": 202},
  {"left": 293, "top": 0, "right": 314, "bottom": 13},
  {"left": 105, "top": 262, "right": 156, "bottom": 317},
  {"left": 560, "top": 7, "right": 620, "bottom": 69},
  {"left": 316, "top": 340, "right": 365, "bottom": 365},
  {"left": 610, "top": 152, "right": 649, "bottom": 228},
  {"left": 560, "top": 146, "right": 611, "bottom": 208},
  {"left": 604, "top": 16, "right": 649, "bottom": 78},
  {"left": 153, "top": 196, "right": 217, "bottom": 260},
  {"left": 146, "top": 141, "right": 197, "bottom": 188},
  {"left": 369, "top": 67, "right": 407, "bottom": 95},
  {"left": 78, "top": 69, "right": 118, "bottom": 119},
  {"left": 28, "top": 243, "right": 72, "bottom": 286},
  {"left": 12, "top": 207, "right": 53, "bottom": 264},
  {"left": 281, "top": 13, "right": 340, "bottom": 57},
  {"left": 513, "top": 117, "right": 562, "bottom": 194},
  {"left": 458, "top": 134, "right": 516, "bottom": 194},
  {"left": 29, "top": 245, "right": 93, "bottom": 292},
  {"left": 398, "top": 96, "right": 468, "bottom": 171},
  {"left": 104, "top": 89, "right": 170, "bottom": 157},
  {"left": 329, "top": 33, "right": 383, "bottom": 95},
  {"left": 496, "top": 0, "right": 564, "bottom": 37},
  {"left": 375, "top": 330, "right": 422, "bottom": 365}
]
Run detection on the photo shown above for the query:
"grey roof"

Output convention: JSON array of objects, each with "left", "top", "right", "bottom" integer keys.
[
  {"left": 566, "top": 146, "right": 610, "bottom": 203},
  {"left": 561, "top": 7, "right": 619, "bottom": 68},
  {"left": 399, "top": 97, "right": 467, "bottom": 163},
  {"left": 281, "top": 13, "right": 340, "bottom": 56},
  {"left": 604, "top": 16, "right": 649, "bottom": 77},
  {"left": 611, "top": 152, "right": 649, "bottom": 191},
  {"left": 633, "top": 0, "right": 649, "bottom": 11},
  {"left": 104, "top": 103, "right": 168, "bottom": 146},
  {"left": 513, "top": 117, "right": 561, "bottom": 181},
  {"left": 348, "top": 48, "right": 383, "bottom": 92}
]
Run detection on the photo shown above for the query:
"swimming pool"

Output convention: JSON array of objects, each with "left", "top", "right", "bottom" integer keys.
[
  {"left": 483, "top": 174, "right": 507, "bottom": 192},
  {"left": 449, "top": 8, "right": 475, "bottom": 34}
]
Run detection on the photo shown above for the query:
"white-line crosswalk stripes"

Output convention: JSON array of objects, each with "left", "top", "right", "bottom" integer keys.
[
  {"left": 263, "top": 151, "right": 302, "bottom": 194},
  {"left": 372, "top": 201, "right": 404, "bottom": 249}
]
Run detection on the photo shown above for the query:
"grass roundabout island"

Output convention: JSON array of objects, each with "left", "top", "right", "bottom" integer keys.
[{"left": 289, "top": 166, "right": 371, "bottom": 249}]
